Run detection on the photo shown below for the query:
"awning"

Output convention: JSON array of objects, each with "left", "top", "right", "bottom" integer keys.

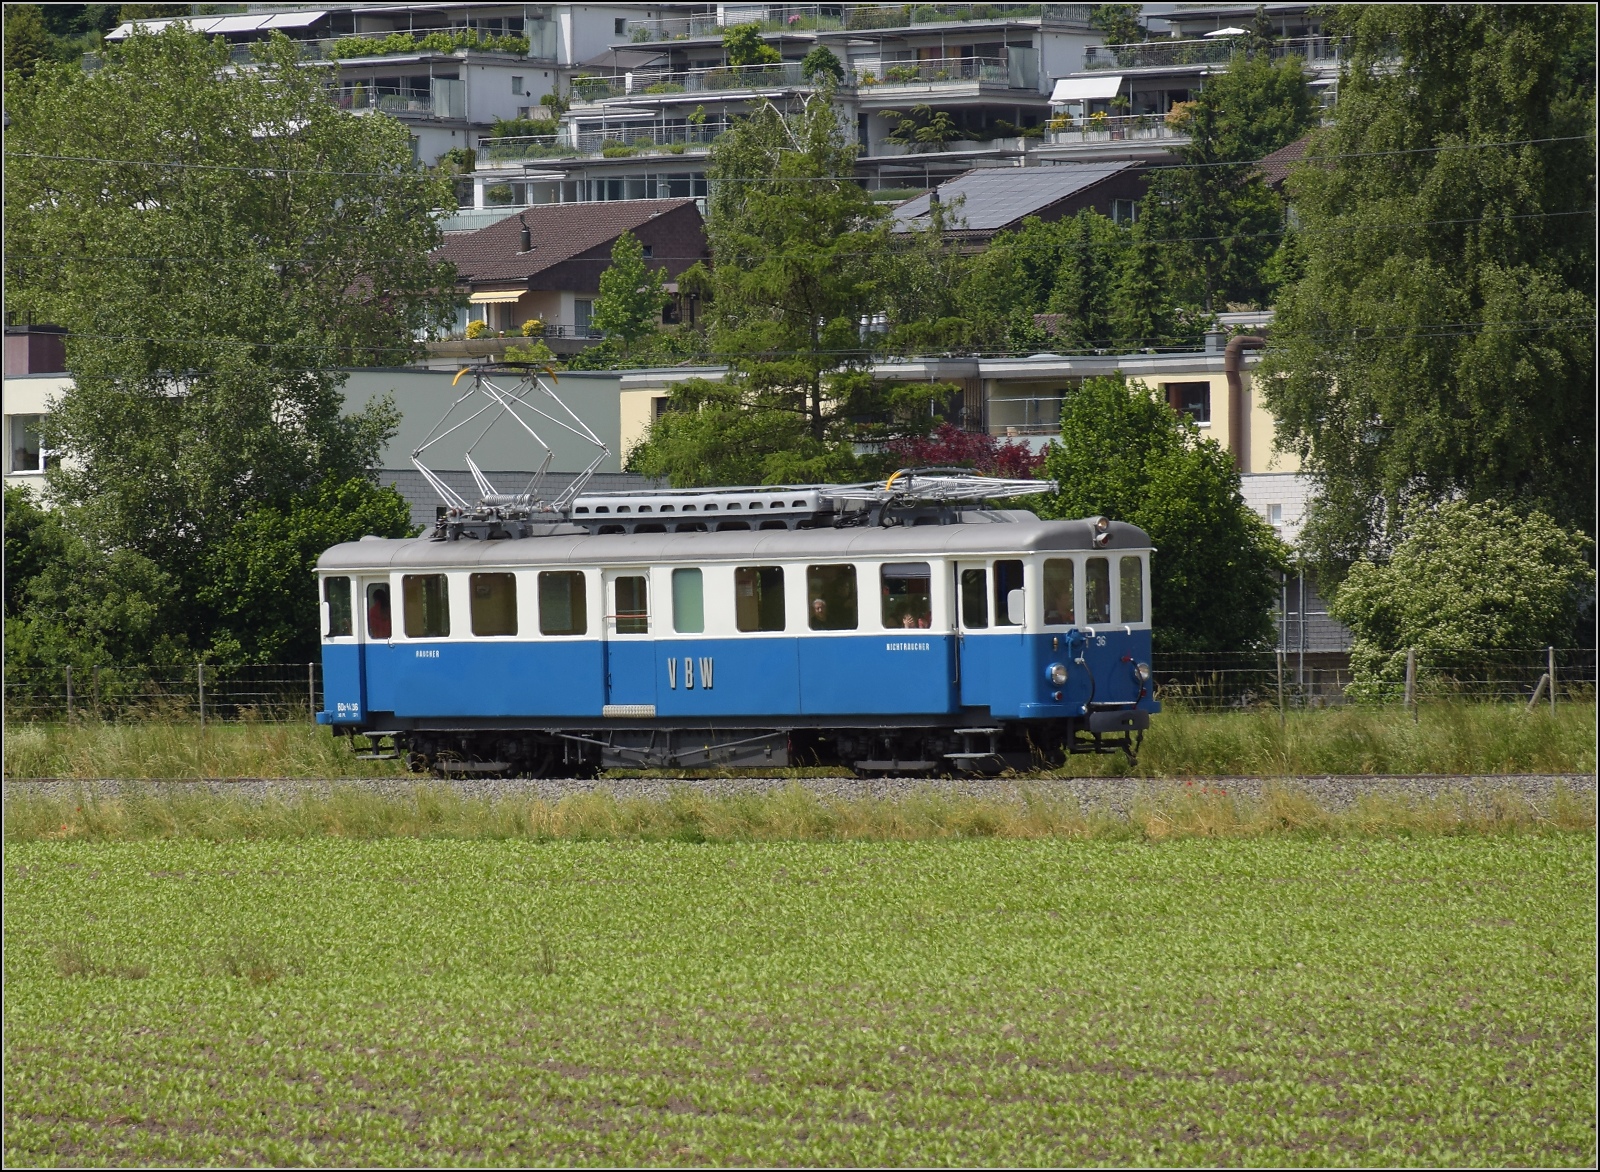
[
  {"left": 1204, "top": 26, "right": 1248, "bottom": 37},
  {"left": 207, "top": 14, "right": 274, "bottom": 34},
  {"left": 263, "top": 11, "right": 327, "bottom": 30},
  {"left": 106, "top": 17, "right": 198, "bottom": 40},
  {"left": 1050, "top": 75, "right": 1124, "bottom": 103},
  {"left": 468, "top": 290, "right": 524, "bottom": 304}
]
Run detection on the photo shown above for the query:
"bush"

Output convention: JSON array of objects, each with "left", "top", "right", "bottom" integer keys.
[
  {"left": 504, "top": 339, "right": 556, "bottom": 364},
  {"left": 465, "top": 319, "right": 489, "bottom": 339},
  {"left": 519, "top": 318, "right": 544, "bottom": 337},
  {"left": 1332, "top": 499, "right": 1595, "bottom": 698}
]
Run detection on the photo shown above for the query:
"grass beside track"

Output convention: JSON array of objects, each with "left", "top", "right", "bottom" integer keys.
[
  {"left": 4, "top": 702, "right": 1595, "bottom": 780},
  {"left": 3, "top": 782, "right": 1595, "bottom": 844},
  {"left": 5, "top": 835, "right": 1594, "bottom": 1166}
]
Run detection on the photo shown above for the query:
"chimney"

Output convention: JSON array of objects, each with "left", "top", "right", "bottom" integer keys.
[
  {"left": 519, "top": 218, "right": 531, "bottom": 252},
  {"left": 929, "top": 189, "right": 941, "bottom": 210}
]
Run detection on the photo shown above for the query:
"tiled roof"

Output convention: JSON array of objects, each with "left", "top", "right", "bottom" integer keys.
[
  {"left": 1257, "top": 134, "right": 1311, "bottom": 188},
  {"left": 433, "top": 199, "right": 699, "bottom": 286}
]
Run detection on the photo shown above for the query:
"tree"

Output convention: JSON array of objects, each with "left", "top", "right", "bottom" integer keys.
[
  {"left": 3, "top": 486, "right": 185, "bottom": 686},
  {"left": 880, "top": 104, "right": 960, "bottom": 150},
  {"left": 800, "top": 44, "right": 843, "bottom": 83},
  {"left": 629, "top": 95, "right": 923, "bottom": 485},
  {"left": 1260, "top": 5, "right": 1596, "bottom": 576},
  {"left": 1330, "top": 500, "right": 1595, "bottom": 696},
  {"left": 1089, "top": 4, "right": 1144, "bottom": 47},
  {"left": 590, "top": 231, "right": 668, "bottom": 355},
  {"left": 1039, "top": 375, "right": 1287, "bottom": 652},
  {"left": 3, "top": 28, "right": 455, "bottom": 660},
  {"left": 888, "top": 423, "right": 1044, "bottom": 479},
  {"left": 200, "top": 478, "right": 417, "bottom": 663},
  {"left": 3, "top": 4, "right": 50, "bottom": 78},
  {"left": 1141, "top": 52, "right": 1314, "bottom": 312},
  {"left": 723, "top": 23, "right": 780, "bottom": 68}
]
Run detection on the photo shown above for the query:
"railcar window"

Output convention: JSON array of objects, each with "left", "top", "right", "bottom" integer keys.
[
  {"left": 1120, "top": 556, "right": 1144, "bottom": 623},
  {"left": 538, "top": 571, "right": 587, "bottom": 636},
  {"left": 324, "top": 576, "right": 352, "bottom": 637},
  {"left": 881, "top": 563, "right": 932, "bottom": 629},
  {"left": 1085, "top": 557, "right": 1111, "bottom": 624},
  {"left": 735, "top": 566, "right": 785, "bottom": 632},
  {"left": 1042, "top": 559, "right": 1075, "bottom": 626},
  {"left": 366, "top": 582, "right": 392, "bottom": 639},
  {"left": 806, "top": 564, "right": 858, "bottom": 630},
  {"left": 960, "top": 568, "right": 988, "bottom": 629},
  {"left": 614, "top": 575, "right": 649, "bottom": 634},
  {"left": 994, "top": 560, "right": 1024, "bottom": 626},
  {"left": 402, "top": 574, "right": 450, "bottom": 639},
  {"left": 469, "top": 572, "right": 517, "bottom": 636},
  {"left": 672, "top": 568, "right": 704, "bottom": 633}
]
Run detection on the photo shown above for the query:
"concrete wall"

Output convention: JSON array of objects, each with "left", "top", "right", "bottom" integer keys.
[{"left": 338, "top": 366, "right": 623, "bottom": 475}]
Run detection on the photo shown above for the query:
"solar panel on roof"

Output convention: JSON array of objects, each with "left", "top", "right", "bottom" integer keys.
[{"left": 894, "top": 163, "right": 1135, "bottom": 231}]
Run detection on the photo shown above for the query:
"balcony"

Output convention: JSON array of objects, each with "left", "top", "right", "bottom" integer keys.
[
  {"left": 570, "top": 61, "right": 813, "bottom": 104},
  {"left": 843, "top": 3, "right": 1090, "bottom": 31},
  {"left": 478, "top": 121, "right": 732, "bottom": 165},
  {"left": 1084, "top": 35, "right": 1348, "bottom": 71},
  {"left": 855, "top": 53, "right": 1037, "bottom": 91},
  {"left": 623, "top": 3, "right": 1090, "bottom": 41},
  {"left": 1045, "top": 113, "right": 1186, "bottom": 145},
  {"left": 335, "top": 80, "right": 466, "bottom": 120}
]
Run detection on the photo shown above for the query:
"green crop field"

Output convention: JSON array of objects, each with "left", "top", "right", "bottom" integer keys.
[{"left": 5, "top": 834, "right": 1594, "bottom": 1166}]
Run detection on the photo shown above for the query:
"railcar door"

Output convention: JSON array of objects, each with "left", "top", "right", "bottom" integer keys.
[
  {"left": 954, "top": 561, "right": 991, "bottom": 708},
  {"left": 357, "top": 576, "right": 395, "bottom": 719},
  {"left": 602, "top": 569, "right": 658, "bottom": 716}
]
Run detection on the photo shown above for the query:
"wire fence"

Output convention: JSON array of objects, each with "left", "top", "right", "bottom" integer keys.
[
  {"left": 4, "top": 648, "right": 1593, "bottom": 723},
  {"left": 4, "top": 663, "right": 320, "bottom": 724},
  {"left": 1151, "top": 647, "right": 1596, "bottom": 712}
]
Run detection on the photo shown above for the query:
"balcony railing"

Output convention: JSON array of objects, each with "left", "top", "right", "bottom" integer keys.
[
  {"left": 843, "top": 3, "right": 1089, "bottom": 31},
  {"left": 335, "top": 81, "right": 466, "bottom": 119},
  {"left": 1084, "top": 35, "right": 1348, "bottom": 71},
  {"left": 1045, "top": 113, "right": 1187, "bottom": 144},
  {"left": 624, "top": 2, "right": 1090, "bottom": 40},
  {"left": 478, "top": 121, "right": 732, "bottom": 163},
  {"left": 855, "top": 53, "right": 1036, "bottom": 90},
  {"left": 571, "top": 61, "right": 812, "bottom": 102}
]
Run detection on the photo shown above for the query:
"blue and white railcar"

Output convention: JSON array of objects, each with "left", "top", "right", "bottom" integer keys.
[{"left": 315, "top": 485, "right": 1158, "bottom": 775}]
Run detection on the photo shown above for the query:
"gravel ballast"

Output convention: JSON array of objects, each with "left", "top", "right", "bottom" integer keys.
[{"left": 4, "top": 774, "right": 1592, "bottom": 814}]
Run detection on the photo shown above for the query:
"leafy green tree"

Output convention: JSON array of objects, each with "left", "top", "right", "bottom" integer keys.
[
  {"left": 3, "top": 487, "right": 186, "bottom": 685},
  {"left": 800, "top": 44, "right": 843, "bottom": 82},
  {"left": 723, "top": 23, "right": 780, "bottom": 67},
  {"left": 4, "top": 28, "right": 455, "bottom": 660},
  {"left": 1261, "top": 5, "right": 1596, "bottom": 575},
  {"left": 1330, "top": 500, "right": 1595, "bottom": 696},
  {"left": 591, "top": 231, "right": 668, "bottom": 356},
  {"left": 3, "top": 4, "right": 50, "bottom": 78},
  {"left": 630, "top": 95, "right": 913, "bottom": 485},
  {"left": 200, "top": 478, "right": 417, "bottom": 663},
  {"left": 880, "top": 104, "right": 960, "bottom": 150},
  {"left": 1089, "top": 4, "right": 1144, "bottom": 46},
  {"left": 1039, "top": 375, "right": 1288, "bottom": 652},
  {"left": 1142, "top": 52, "right": 1314, "bottom": 312}
]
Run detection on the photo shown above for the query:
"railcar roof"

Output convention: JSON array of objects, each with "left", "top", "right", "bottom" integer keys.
[{"left": 317, "top": 515, "right": 1152, "bottom": 572}]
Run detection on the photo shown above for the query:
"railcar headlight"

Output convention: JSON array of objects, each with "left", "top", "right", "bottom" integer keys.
[
  {"left": 1047, "top": 662, "right": 1069, "bottom": 687},
  {"left": 1134, "top": 662, "right": 1151, "bottom": 683}
]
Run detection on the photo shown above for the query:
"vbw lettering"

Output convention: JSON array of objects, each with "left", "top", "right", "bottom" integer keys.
[{"left": 667, "top": 656, "right": 714, "bottom": 690}]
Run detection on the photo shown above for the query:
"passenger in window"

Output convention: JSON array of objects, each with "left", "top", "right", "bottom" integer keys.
[
  {"left": 367, "top": 584, "right": 392, "bottom": 639},
  {"left": 811, "top": 597, "right": 828, "bottom": 625}
]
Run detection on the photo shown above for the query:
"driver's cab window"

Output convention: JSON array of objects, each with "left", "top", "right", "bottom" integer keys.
[
  {"left": 1042, "top": 559, "right": 1074, "bottom": 626},
  {"left": 1085, "top": 557, "right": 1111, "bottom": 624}
]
